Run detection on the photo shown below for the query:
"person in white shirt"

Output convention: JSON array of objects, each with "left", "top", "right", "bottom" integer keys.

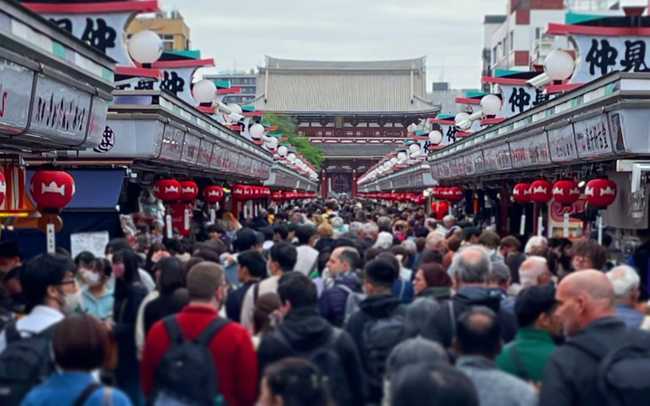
[
  {"left": 240, "top": 242, "right": 297, "bottom": 333},
  {"left": 0, "top": 254, "right": 75, "bottom": 353},
  {"left": 294, "top": 225, "right": 319, "bottom": 276}
]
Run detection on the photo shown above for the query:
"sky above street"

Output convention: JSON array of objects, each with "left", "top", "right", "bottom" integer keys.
[{"left": 161, "top": 0, "right": 506, "bottom": 90}]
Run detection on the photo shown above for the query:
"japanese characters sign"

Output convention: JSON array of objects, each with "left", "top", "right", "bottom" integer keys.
[
  {"left": 573, "top": 115, "right": 614, "bottom": 159},
  {"left": 46, "top": 13, "right": 132, "bottom": 66},
  {"left": 509, "top": 132, "right": 551, "bottom": 168},
  {"left": 547, "top": 124, "right": 578, "bottom": 162},
  {"left": 498, "top": 85, "right": 547, "bottom": 118},
  {"left": 0, "top": 58, "right": 33, "bottom": 134},
  {"left": 572, "top": 36, "right": 650, "bottom": 83}
]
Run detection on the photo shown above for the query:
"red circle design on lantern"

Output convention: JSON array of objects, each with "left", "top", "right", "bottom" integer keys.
[
  {"left": 585, "top": 179, "right": 617, "bottom": 208},
  {"left": 203, "top": 186, "right": 224, "bottom": 204},
  {"left": 552, "top": 179, "right": 580, "bottom": 206},
  {"left": 446, "top": 186, "right": 464, "bottom": 203},
  {"left": 513, "top": 183, "right": 531, "bottom": 204},
  {"left": 179, "top": 181, "right": 199, "bottom": 202},
  {"left": 153, "top": 179, "right": 181, "bottom": 202},
  {"left": 30, "top": 170, "right": 76, "bottom": 210},
  {"left": 431, "top": 200, "right": 449, "bottom": 220},
  {"left": 529, "top": 179, "right": 552, "bottom": 203}
]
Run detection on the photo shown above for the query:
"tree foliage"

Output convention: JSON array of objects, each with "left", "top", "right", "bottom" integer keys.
[{"left": 263, "top": 112, "right": 324, "bottom": 169}]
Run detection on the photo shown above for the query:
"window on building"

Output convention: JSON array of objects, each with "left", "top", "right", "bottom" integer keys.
[
  {"left": 492, "top": 46, "right": 497, "bottom": 63},
  {"left": 535, "top": 27, "right": 542, "bottom": 40},
  {"left": 159, "top": 34, "right": 175, "bottom": 51},
  {"left": 509, "top": 31, "right": 514, "bottom": 52}
]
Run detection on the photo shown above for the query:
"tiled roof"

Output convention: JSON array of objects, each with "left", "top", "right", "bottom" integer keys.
[{"left": 254, "top": 57, "right": 438, "bottom": 114}]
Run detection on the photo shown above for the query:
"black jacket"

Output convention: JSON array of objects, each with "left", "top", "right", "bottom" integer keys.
[
  {"left": 143, "top": 290, "right": 187, "bottom": 334},
  {"left": 319, "top": 273, "right": 362, "bottom": 327},
  {"left": 258, "top": 307, "right": 364, "bottom": 405},
  {"left": 225, "top": 281, "right": 255, "bottom": 323},
  {"left": 539, "top": 317, "right": 650, "bottom": 406},
  {"left": 345, "top": 294, "right": 412, "bottom": 403},
  {"left": 421, "top": 286, "right": 517, "bottom": 348}
]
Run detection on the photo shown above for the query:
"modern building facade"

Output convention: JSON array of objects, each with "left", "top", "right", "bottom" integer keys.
[
  {"left": 253, "top": 56, "right": 439, "bottom": 196},
  {"left": 205, "top": 73, "right": 257, "bottom": 105},
  {"left": 128, "top": 10, "right": 190, "bottom": 51}
]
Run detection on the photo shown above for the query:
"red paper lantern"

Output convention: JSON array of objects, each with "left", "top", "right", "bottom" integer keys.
[
  {"left": 153, "top": 179, "right": 181, "bottom": 202},
  {"left": 446, "top": 186, "right": 464, "bottom": 203},
  {"left": 585, "top": 178, "right": 617, "bottom": 208},
  {"left": 529, "top": 179, "right": 552, "bottom": 203},
  {"left": 30, "top": 170, "right": 75, "bottom": 210},
  {"left": 552, "top": 179, "right": 580, "bottom": 206},
  {"left": 431, "top": 200, "right": 450, "bottom": 220},
  {"left": 0, "top": 172, "right": 6, "bottom": 207},
  {"left": 512, "top": 183, "right": 531, "bottom": 204},
  {"left": 180, "top": 181, "right": 199, "bottom": 202},
  {"left": 203, "top": 186, "right": 224, "bottom": 204}
]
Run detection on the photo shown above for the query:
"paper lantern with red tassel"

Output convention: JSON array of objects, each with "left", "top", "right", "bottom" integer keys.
[{"left": 30, "top": 170, "right": 76, "bottom": 210}]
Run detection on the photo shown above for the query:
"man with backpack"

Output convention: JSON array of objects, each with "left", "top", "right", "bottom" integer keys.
[
  {"left": 345, "top": 256, "right": 413, "bottom": 405},
  {"left": 257, "top": 272, "right": 364, "bottom": 405},
  {"left": 141, "top": 261, "right": 258, "bottom": 406},
  {"left": 319, "top": 246, "right": 363, "bottom": 327},
  {"left": 421, "top": 245, "right": 517, "bottom": 348},
  {"left": 540, "top": 270, "right": 650, "bottom": 406},
  {"left": 0, "top": 254, "right": 74, "bottom": 404}
]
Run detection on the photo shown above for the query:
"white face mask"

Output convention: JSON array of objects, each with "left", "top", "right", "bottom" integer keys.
[
  {"left": 63, "top": 290, "right": 82, "bottom": 315},
  {"left": 82, "top": 270, "right": 101, "bottom": 287}
]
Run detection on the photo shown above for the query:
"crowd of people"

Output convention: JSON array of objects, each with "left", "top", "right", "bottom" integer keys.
[{"left": 1, "top": 197, "right": 650, "bottom": 405}]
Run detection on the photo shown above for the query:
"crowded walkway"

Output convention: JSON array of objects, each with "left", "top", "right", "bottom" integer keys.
[{"left": 1, "top": 197, "right": 650, "bottom": 406}]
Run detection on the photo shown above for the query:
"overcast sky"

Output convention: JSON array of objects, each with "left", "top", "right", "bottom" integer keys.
[{"left": 161, "top": 0, "right": 506, "bottom": 90}]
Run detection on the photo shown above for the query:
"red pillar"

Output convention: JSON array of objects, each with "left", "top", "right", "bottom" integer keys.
[{"left": 320, "top": 171, "right": 329, "bottom": 198}]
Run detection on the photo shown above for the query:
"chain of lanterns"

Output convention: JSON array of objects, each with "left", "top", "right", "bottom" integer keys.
[{"left": 359, "top": 50, "right": 577, "bottom": 188}]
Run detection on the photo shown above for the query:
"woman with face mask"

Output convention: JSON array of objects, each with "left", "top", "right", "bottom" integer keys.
[
  {"left": 110, "top": 248, "right": 148, "bottom": 406},
  {"left": 80, "top": 258, "right": 114, "bottom": 321}
]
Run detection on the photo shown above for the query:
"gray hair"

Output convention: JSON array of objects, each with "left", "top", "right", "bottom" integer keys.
[
  {"left": 386, "top": 337, "right": 448, "bottom": 378},
  {"left": 519, "top": 256, "right": 549, "bottom": 288},
  {"left": 363, "top": 222, "right": 379, "bottom": 237},
  {"left": 401, "top": 239, "right": 417, "bottom": 255},
  {"left": 488, "top": 261, "right": 510, "bottom": 285},
  {"left": 349, "top": 221, "right": 363, "bottom": 235},
  {"left": 450, "top": 245, "right": 491, "bottom": 284},
  {"left": 607, "top": 265, "right": 641, "bottom": 299},
  {"left": 524, "top": 236, "right": 548, "bottom": 255},
  {"left": 374, "top": 232, "right": 394, "bottom": 250}
]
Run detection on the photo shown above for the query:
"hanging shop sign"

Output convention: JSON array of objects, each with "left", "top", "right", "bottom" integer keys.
[
  {"left": 573, "top": 113, "right": 614, "bottom": 159},
  {"left": 509, "top": 132, "right": 551, "bottom": 168},
  {"left": 547, "top": 122, "right": 578, "bottom": 163},
  {"left": 0, "top": 58, "right": 34, "bottom": 134}
]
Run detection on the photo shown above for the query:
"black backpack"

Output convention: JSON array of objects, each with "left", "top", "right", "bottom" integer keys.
[
  {"left": 569, "top": 333, "right": 650, "bottom": 406},
  {"left": 0, "top": 321, "right": 58, "bottom": 405},
  {"left": 153, "top": 316, "right": 229, "bottom": 406},
  {"left": 361, "top": 309, "right": 408, "bottom": 388},
  {"left": 275, "top": 327, "right": 352, "bottom": 405}
]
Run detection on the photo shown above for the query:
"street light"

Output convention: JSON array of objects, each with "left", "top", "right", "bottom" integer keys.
[
  {"left": 428, "top": 130, "right": 443, "bottom": 145},
  {"left": 278, "top": 145, "right": 288, "bottom": 157},
  {"left": 128, "top": 30, "right": 163, "bottom": 65},
  {"left": 249, "top": 123, "right": 265, "bottom": 140},
  {"left": 527, "top": 50, "right": 575, "bottom": 88},
  {"left": 192, "top": 80, "right": 216, "bottom": 104}
]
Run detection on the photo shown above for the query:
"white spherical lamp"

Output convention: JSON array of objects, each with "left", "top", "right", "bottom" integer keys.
[
  {"left": 278, "top": 145, "right": 288, "bottom": 157},
  {"left": 390, "top": 157, "right": 398, "bottom": 166},
  {"left": 455, "top": 112, "right": 472, "bottom": 131},
  {"left": 128, "top": 30, "right": 163, "bottom": 65},
  {"left": 249, "top": 123, "right": 265, "bottom": 140},
  {"left": 544, "top": 50, "right": 575, "bottom": 81},
  {"left": 287, "top": 152, "right": 296, "bottom": 163},
  {"left": 192, "top": 80, "right": 216, "bottom": 104},
  {"left": 265, "top": 137, "right": 279, "bottom": 149},
  {"left": 480, "top": 94, "right": 502, "bottom": 116},
  {"left": 428, "top": 130, "right": 443, "bottom": 145},
  {"left": 407, "top": 123, "right": 418, "bottom": 133},
  {"left": 397, "top": 151, "right": 407, "bottom": 162}
]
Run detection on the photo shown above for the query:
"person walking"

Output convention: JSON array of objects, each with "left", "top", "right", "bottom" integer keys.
[
  {"left": 21, "top": 314, "right": 131, "bottom": 406},
  {"left": 141, "top": 262, "right": 258, "bottom": 406},
  {"left": 540, "top": 270, "right": 650, "bottom": 406}
]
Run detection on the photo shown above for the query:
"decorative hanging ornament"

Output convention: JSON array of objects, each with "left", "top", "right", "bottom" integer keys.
[
  {"left": 585, "top": 178, "right": 617, "bottom": 208},
  {"left": 203, "top": 186, "right": 225, "bottom": 204},
  {"left": 446, "top": 186, "right": 464, "bottom": 203},
  {"left": 180, "top": 181, "right": 199, "bottom": 202},
  {"left": 552, "top": 179, "right": 580, "bottom": 206},
  {"left": 512, "top": 183, "right": 531, "bottom": 204},
  {"left": 153, "top": 179, "right": 181, "bottom": 202},
  {"left": 30, "top": 170, "right": 76, "bottom": 210},
  {"left": 529, "top": 179, "right": 552, "bottom": 203}
]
